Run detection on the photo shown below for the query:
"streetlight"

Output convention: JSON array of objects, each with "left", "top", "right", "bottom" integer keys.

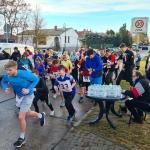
[
  {"left": 63, "top": 23, "right": 66, "bottom": 51},
  {"left": 0, "top": 10, "right": 9, "bottom": 43}
]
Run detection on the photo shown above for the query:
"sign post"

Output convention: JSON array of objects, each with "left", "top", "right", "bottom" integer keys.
[
  {"left": 131, "top": 17, "right": 149, "bottom": 34},
  {"left": 3, "top": 23, "right": 11, "bottom": 43}
]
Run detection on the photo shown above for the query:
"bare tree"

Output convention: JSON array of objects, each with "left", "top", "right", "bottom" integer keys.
[
  {"left": 0, "top": 0, "right": 31, "bottom": 35},
  {"left": 32, "top": 5, "right": 45, "bottom": 48}
]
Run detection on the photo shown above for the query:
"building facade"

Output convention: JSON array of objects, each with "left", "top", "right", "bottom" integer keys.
[{"left": 17, "top": 27, "right": 80, "bottom": 51}]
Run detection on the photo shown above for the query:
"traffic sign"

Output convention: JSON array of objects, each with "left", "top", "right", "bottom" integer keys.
[
  {"left": 135, "top": 20, "right": 144, "bottom": 28},
  {"left": 131, "top": 17, "right": 149, "bottom": 34}
]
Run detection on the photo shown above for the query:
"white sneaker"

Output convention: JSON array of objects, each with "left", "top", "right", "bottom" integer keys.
[
  {"left": 53, "top": 94, "right": 57, "bottom": 99},
  {"left": 50, "top": 111, "right": 55, "bottom": 116}
]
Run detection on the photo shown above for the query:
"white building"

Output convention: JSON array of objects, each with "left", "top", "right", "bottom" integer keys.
[{"left": 17, "top": 26, "right": 80, "bottom": 51}]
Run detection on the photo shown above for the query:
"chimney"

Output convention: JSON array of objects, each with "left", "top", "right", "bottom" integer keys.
[{"left": 54, "top": 26, "right": 57, "bottom": 31}]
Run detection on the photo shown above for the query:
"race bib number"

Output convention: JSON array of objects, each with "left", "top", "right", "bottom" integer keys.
[
  {"left": 23, "top": 65, "right": 29, "bottom": 70},
  {"left": 83, "top": 76, "right": 90, "bottom": 82},
  {"left": 59, "top": 80, "right": 72, "bottom": 92}
]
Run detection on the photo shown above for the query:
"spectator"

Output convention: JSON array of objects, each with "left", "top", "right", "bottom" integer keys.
[
  {"left": 124, "top": 70, "right": 150, "bottom": 123},
  {"left": 105, "top": 49, "right": 116, "bottom": 85},
  {"left": 116, "top": 43, "right": 135, "bottom": 86},
  {"left": 100, "top": 50, "right": 108, "bottom": 84},
  {"left": 10, "top": 47, "right": 21, "bottom": 61},
  {"left": 23, "top": 46, "right": 29, "bottom": 57},
  {"left": 145, "top": 54, "right": 150, "bottom": 80},
  {"left": 135, "top": 49, "right": 141, "bottom": 70},
  {"left": 85, "top": 49, "right": 103, "bottom": 85},
  {"left": 27, "top": 50, "right": 33, "bottom": 62}
]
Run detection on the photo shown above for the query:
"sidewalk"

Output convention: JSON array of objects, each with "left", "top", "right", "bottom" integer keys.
[
  {"left": 53, "top": 129, "right": 127, "bottom": 150},
  {"left": 52, "top": 103, "right": 150, "bottom": 150}
]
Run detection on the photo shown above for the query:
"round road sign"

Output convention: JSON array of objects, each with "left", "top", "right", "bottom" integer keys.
[{"left": 135, "top": 20, "right": 144, "bottom": 28}]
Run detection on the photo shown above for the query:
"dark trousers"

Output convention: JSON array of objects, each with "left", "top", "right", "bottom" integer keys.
[
  {"left": 105, "top": 70, "right": 114, "bottom": 85},
  {"left": 114, "top": 68, "right": 119, "bottom": 79},
  {"left": 116, "top": 69, "right": 133, "bottom": 86},
  {"left": 146, "top": 70, "right": 150, "bottom": 80},
  {"left": 51, "top": 78, "right": 56, "bottom": 92},
  {"left": 72, "top": 68, "right": 78, "bottom": 82},
  {"left": 33, "top": 94, "right": 54, "bottom": 113},
  {"left": 125, "top": 100, "right": 150, "bottom": 121},
  {"left": 64, "top": 94, "right": 75, "bottom": 117}
]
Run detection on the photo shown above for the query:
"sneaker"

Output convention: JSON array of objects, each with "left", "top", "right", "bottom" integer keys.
[
  {"left": 53, "top": 94, "right": 57, "bottom": 99},
  {"left": 66, "top": 115, "right": 71, "bottom": 121},
  {"left": 60, "top": 101, "right": 65, "bottom": 107},
  {"left": 14, "top": 137, "right": 26, "bottom": 148},
  {"left": 78, "top": 97, "right": 84, "bottom": 103},
  {"left": 70, "top": 114, "right": 76, "bottom": 122},
  {"left": 66, "top": 114, "right": 76, "bottom": 125},
  {"left": 39, "top": 112, "right": 45, "bottom": 126},
  {"left": 50, "top": 111, "right": 55, "bottom": 116}
]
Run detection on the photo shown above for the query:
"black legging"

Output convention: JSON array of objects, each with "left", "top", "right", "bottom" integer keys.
[
  {"left": 105, "top": 70, "right": 114, "bottom": 85},
  {"left": 125, "top": 99, "right": 150, "bottom": 121},
  {"left": 64, "top": 94, "right": 75, "bottom": 117},
  {"left": 116, "top": 69, "right": 133, "bottom": 86},
  {"left": 33, "top": 94, "right": 54, "bottom": 113}
]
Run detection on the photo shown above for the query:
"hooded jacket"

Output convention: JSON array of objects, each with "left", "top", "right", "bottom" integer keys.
[{"left": 85, "top": 53, "right": 103, "bottom": 78}]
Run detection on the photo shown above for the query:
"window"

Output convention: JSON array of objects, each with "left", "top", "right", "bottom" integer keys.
[
  {"left": 65, "top": 36, "right": 67, "bottom": 43},
  {"left": 68, "top": 36, "right": 70, "bottom": 43}
]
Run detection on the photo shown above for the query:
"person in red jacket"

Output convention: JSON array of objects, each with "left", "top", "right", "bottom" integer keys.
[
  {"left": 105, "top": 49, "right": 116, "bottom": 84},
  {"left": 123, "top": 70, "right": 150, "bottom": 123},
  {"left": 47, "top": 60, "right": 59, "bottom": 94},
  {"left": 77, "top": 52, "right": 90, "bottom": 103}
]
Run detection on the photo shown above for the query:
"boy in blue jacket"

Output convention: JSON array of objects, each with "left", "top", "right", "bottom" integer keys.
[
  {"left": 85, "top": 49, "right": 103, "bottom": 84},
  {"left": 1, "top": 61, "right": 45, "bottom": 148}
]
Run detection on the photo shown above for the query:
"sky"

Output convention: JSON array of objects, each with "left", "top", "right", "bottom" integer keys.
[{"left": 24, "top": 0, "right": 150, "bottom": 35}]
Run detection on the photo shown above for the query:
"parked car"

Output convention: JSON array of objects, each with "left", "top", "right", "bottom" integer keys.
[{"left": 0, "top": 43, "right": 34, "bottom": 78}]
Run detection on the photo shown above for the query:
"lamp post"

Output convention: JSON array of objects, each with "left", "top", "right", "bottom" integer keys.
[
  {"left": 0, "top": 10, "right": 9, "bottom": 43},
  {"left": 63, "top": 23, "right": 66, "bottom": 51}
]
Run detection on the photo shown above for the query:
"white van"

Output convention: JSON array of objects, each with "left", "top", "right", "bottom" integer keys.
[{"left": 0, "top": 43, "right": 34, "bottom": 78}]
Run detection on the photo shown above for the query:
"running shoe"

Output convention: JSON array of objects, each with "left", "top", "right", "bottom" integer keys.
[
  {"left": 40, "top": 112, "right": 45, "bottom": 126},
  {"left": 14, "top": 137, "right": 26, "bottom": 148}
]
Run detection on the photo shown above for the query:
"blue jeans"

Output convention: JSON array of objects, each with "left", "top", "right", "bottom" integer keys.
[{"left": 90, "top": 77, "right": 102, "bottom": 85}]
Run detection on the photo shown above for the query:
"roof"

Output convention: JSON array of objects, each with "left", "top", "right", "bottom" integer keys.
[
  {"left": 78, "top": 30, "right": 93, "bottom": 39},
  {"left": 0, "top": 34, "right": 17, "bottom": 40},
  {"left": 18, "top": 28, "right": 72, "bottom": 36}
]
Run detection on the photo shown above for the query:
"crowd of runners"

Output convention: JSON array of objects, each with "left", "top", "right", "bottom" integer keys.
[{"left": 1, "top": 43, "right": 150, "bottom": 148}]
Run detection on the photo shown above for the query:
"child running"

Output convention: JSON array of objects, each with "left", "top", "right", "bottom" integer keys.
[
  {"left": 33, "top": 70, "right": 55, "bottom": 116},
  {"left": 54, "top": 65, "right": 76, "bottom": 124}
]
